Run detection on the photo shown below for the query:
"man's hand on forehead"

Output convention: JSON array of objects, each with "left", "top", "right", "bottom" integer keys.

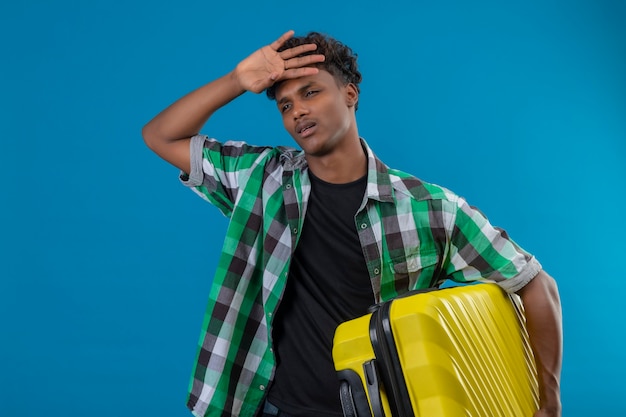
[
  {"left": 234, "top": 30, "right": 325, "bottom": 94},
  {"left": 270, "top": 30, "right": 326, "bottom": 80}
]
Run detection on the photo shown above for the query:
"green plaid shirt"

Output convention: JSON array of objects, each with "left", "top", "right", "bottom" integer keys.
[{"left": 180, "top": 135, "right": 541, "bottom": 417}]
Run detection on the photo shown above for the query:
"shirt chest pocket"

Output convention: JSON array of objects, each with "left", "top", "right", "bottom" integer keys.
[{"left": 387, "top": 250, "right": 440, "bottom": 293}]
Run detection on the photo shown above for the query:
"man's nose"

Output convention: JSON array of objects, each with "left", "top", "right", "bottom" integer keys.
[{"left": 292, "top": 101, "right": 308, "bottom": 119}]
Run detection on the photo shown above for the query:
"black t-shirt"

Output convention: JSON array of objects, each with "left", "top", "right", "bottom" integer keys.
[{"left": 268, "top": 172, "right": 374, "bottom": 417}]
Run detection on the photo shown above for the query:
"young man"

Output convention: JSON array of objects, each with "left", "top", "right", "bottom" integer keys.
[{"left": 142, "top": 31, "right": 562, "bottom": 417}]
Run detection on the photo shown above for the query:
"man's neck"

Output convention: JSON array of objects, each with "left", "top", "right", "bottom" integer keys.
[{"left": 305, "top": 138, "right": 367, "bottom": 184}]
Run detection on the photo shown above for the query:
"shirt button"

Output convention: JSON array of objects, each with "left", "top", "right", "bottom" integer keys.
[
  {"left": 259, "top": 385, "right": 265, "bottom": 391},
  {"left": 360, "top": 223, "right": 368, "bottom": 229},
  {"left": 292, "top": 227, "right": 298, "bottom": 234},
  {"left": 374, "top": 268, "right": 380, "bottom": 275},
  {"left": 285, "top": 184, "right": 292, "bottom": 189}
]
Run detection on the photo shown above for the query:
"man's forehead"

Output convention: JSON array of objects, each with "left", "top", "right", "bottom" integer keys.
[{"left": 275, "top": 70, "right": 334, "bottom": 101}]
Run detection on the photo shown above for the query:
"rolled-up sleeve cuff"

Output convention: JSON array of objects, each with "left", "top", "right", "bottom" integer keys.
[
  {"left": 497, "top": 257, "right": 543, "bottom": 293},
  {"left": 179, "top": 135, "right": 207, "bottom": 187}
]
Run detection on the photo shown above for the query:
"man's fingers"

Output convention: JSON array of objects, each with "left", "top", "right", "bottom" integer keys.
[
  {"left": 281, "top": 66, "right": 320, "bottom": 80},
  {"left": 269, "top": 30, "right": 295, "bottom": 51},
  {"left": 280, "top": 43, "right": 318, "bottom": 60},
  {"left": 283, "top": 53, "right": 325, "bottom": 70},
  {"left": 267, "top": 31, "right": 325, "bottom": 76}
]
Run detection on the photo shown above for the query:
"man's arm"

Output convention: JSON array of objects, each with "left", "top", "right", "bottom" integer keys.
[
  {"left": 516, "top": 270, "right": 562, "bottom": 417},
  {"left": 141, "top": 30, "right": 325, "bottom": 173}
]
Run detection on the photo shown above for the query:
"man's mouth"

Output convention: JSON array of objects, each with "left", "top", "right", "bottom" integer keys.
[{"left": 296, "top": 121, "right": 317, "bottom": 137}]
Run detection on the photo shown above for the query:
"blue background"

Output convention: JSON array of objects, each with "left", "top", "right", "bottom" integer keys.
[{"left": 2, "top": 0, "right": 624, "bottom": 415}]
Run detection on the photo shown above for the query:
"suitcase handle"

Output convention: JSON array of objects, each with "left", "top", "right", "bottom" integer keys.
[
  {"left": 337, "top": 369, "right": 375, "bottom": 417},
  {"left": 363, "top": 360, "right": 385, "bottom": 417}
]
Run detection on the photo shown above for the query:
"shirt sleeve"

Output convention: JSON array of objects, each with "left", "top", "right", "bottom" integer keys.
[
  {"left": 444, "top": 196, "right": 542, "bottom": 293},
  {"left": 178, "top": 135, "right": 236, "bottom": 217},
  {"left": 179, "top": 135, "right": 273, "bottom": 218}
]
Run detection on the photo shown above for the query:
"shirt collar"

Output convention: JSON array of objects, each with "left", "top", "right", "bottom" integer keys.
[
  {"left": 279, "top": 139, "right": 395, "bottom": 203},
  {"left": 362, "top": 138, "right": 395, "bottom": 203}
]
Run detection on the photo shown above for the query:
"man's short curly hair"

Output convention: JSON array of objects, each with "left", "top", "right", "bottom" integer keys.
[{"left": 266, "top": 32, "right": 362, "bottom": 109}]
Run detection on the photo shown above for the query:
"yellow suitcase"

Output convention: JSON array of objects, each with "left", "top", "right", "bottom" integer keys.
[{"left": 332, "top": 283, "right": 539, "bottom": 417}]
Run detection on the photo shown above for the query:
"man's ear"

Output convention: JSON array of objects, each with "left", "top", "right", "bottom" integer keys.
[{"left": 345, "top": 83, "right": 359, "bottom": 108}]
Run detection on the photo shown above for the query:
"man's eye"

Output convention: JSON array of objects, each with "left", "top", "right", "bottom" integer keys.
[
  {"left": 305, "top": 90, "right": 318, "bottom": 97},
  {"left": 281, "top": 103, "right": 292, "bottom": 113}
]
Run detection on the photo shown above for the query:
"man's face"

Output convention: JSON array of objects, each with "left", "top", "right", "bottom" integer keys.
[{"left": 274, "top": 70, "right": 358, "bottom": 157}]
